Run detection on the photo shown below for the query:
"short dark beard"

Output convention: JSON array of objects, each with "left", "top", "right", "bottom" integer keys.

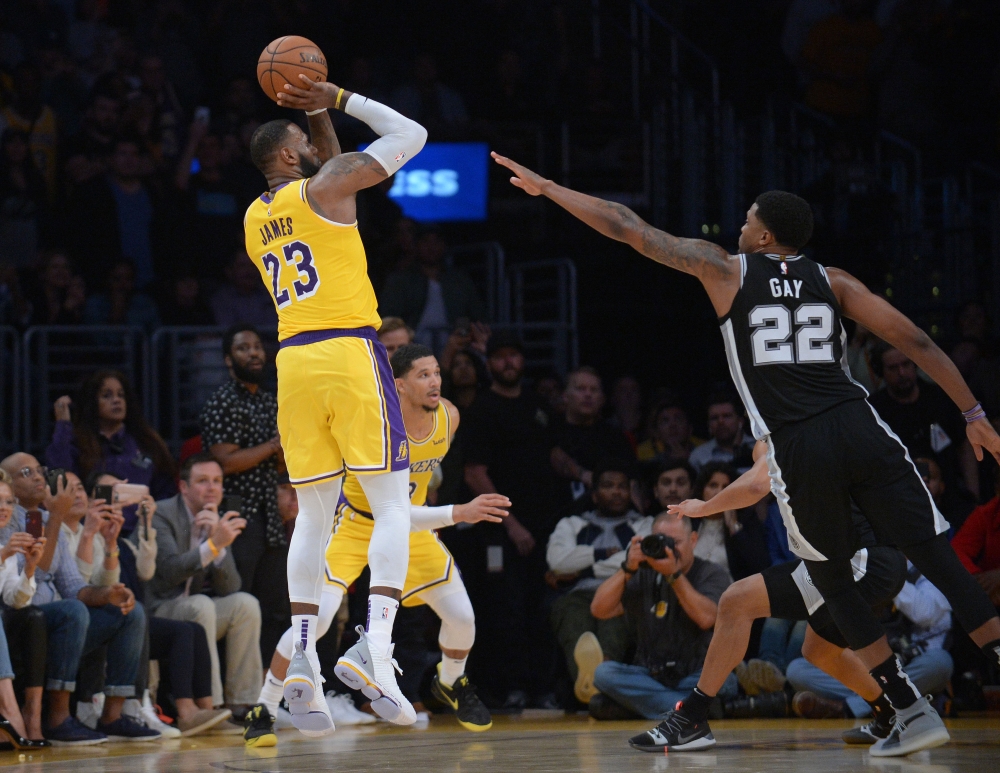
[
  {"left": 491, "top": 369, "right": 522, "bottom": 388},
  {"left": 299, "top": 157, "right": 322, "bottom": 178},
  {"left": 232, "top": 361, "right": 265, "bottom": 385}
]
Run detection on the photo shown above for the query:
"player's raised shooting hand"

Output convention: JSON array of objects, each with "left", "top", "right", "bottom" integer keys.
[
  {"left": 277, "top": 75, "right": 346, "bottom": 112},
  {"left": 967, "top": 417, "right": 1000, "bottom": 466},
  {"left": 491, "top": 152, "right": 548, "bottom": 196},
  {"left": 453, "top": 494, "right": 511, "bottom": 524}
]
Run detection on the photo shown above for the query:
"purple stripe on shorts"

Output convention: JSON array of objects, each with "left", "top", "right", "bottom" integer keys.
[
  {"left": 369, "top": 337, "right": 410, "bottom": 472},
  {"left": 279, "top": 326, "right": 379, "bottom": 349}
]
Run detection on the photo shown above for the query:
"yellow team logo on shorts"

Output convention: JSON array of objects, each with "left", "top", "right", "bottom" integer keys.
[{"left": 395, "top": 441, "right": 408, "bottom": 463}]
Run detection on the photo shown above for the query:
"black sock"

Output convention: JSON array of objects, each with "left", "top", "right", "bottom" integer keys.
[
  {"left": 870, "top": 655, "right": 919, "bottom": 712},
  {"left": 980, "top": 638, "right": 1000, "bottom": 668},
  {"left": 677, "top": 687, "right": 713, "bottom": 723},
  {"left": 867, "top": 692, "right": 894, "bottom": 723}
]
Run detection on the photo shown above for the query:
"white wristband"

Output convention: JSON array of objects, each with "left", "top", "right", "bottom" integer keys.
[{"left": 305, "top": 107, "right": 327, "bottom": 116}]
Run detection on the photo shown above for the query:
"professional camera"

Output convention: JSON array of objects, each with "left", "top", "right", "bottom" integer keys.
[{"left": 640, "top": 533, "right": 676, "bottom": 560}]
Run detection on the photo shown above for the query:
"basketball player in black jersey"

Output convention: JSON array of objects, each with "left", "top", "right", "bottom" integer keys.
[
  {"left": 493, "top": 151, "right": 1000, "bottom": 757},
  {"left": 635, "top": 442, "right": 907, "bottom": 751}
]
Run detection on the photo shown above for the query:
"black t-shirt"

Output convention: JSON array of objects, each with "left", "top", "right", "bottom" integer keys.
[
  {"left": 623, "top": 557, "right": 731, "bottom": 687},
  {"left": 553, "top": 417, "right": 634, "bottom": 470},
  {"left": 869, "top": 383, "right": 965, "bottom": 482},
  {"left": 461, "top": 388, "right": 559, "bottom": 536}
]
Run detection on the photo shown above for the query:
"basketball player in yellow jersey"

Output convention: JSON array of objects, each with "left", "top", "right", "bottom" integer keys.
[
  {"left": 244, "top": 344, "right": 509, "bottom": 746},
  {"left": 245, "top": 75, "right": 427, "bottom": 734}
]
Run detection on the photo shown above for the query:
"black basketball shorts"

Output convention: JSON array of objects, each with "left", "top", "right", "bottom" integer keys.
[
  {"left": 764, "top": 399, "right": 949, "bottom": 562},
  {"left": 762, "top": 545, "right": 907, "bottom": 648}
]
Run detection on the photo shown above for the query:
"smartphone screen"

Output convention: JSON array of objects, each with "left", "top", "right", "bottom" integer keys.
[
  {"left": 94, "top": 484, "right": 114, "bottom": 503},
  {"left": 25, "top": 510, "right": 43, "bottom": 539},
  {"left": 221, "top": 495, "right": 243, "bottom": 515}
]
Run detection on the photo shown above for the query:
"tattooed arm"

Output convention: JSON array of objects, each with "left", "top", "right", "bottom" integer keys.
[
  {"left": 491, "top": 152, "right": 741, "bottom": 309},
  {"left": 306, "top": 108, "right": 341, "bottom": 163}
]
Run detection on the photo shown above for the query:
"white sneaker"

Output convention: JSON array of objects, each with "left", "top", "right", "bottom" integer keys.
[
  {"left": 334, "top": 626, "right": 416, "bottom": 725},
  {"left": 76, "top": 693, "right": 104, "bottom": 729},
  {"left": 283, "top": 641, "right": 335, "bottom": 737},
  {"left": 127, "top": 702, "right": 181, "bottom": 739},
  {"left": 325, "top": 691, "right": 376, "bottom": 725},
  {"left": 869, "top": 697, "right": 950, "bottom": 757}
]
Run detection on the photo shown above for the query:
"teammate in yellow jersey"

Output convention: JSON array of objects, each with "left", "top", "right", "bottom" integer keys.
[
  {"left": 244, "top": 344, "right": 510, "bottom": 746},
  {"left": 245, "top": 75, "right": 427, "bottom": 735}
]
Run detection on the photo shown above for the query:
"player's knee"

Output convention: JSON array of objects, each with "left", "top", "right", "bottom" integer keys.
[{"left": 718, "top": 576, "right": 767, "bottom": 622}]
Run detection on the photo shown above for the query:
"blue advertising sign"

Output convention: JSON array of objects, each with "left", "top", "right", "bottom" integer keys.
[{"left": 362, "top": 142, "right": 489, "bottom": 222}]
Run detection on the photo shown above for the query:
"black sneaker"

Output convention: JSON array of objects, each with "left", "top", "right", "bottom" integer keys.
[
  {"left": 243, "top": 704, "right": 277, "bottom": 748},
  {"left": 629, "top": 708, "right": 715, "bottom": 752},
  {"left": 842, "top": 712, "right": 894, "bottom": 745},
  {"left": 431, "top": 664, "right": 492, "bottom": 732}
]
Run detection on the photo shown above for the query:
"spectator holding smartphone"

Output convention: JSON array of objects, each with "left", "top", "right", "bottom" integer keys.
[
  {"left": 60, "top": 472, "right": 123, "bottom": 587},
  {"left": 149, "top": 453, "right": 262, "bottom": 718},
  {"left": 0, "top": 471, "right": 46, "bottom": 746},
  {"left": 0, "top": 452, "right": 157, "bottom": 744}
]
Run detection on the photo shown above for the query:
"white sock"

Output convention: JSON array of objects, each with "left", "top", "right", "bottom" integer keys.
[
  {"left": 291, "top": 614, "right": 318, "bottom": 653},
  {"left": 366, "top": 594, "right": 399, "bottom": 656},
  {"left": 259, "top": 671, "right": 284, "bottom": 716},
  {"left": 439, "top": 655, "right": 467, "bottom": 687}
]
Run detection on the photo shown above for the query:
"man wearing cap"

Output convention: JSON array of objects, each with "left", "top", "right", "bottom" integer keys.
[{"left": 461, "top": 330, "right": 561, "bottom": 709}]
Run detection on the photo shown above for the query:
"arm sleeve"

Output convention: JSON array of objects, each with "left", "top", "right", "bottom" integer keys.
[
  {"left": 74, "top": 553, "right": 94, "bottom": 582},
  {"left": 692, "top": 563, "right": 732, "bottom": 604},
  {"left": 545, "top": 517, "right": 595, "bottom": 574},
  {"left": 0, "top": 556, "right": 35, "bottom": 609},
  {"left": 45, "top": 420, "right": 79, "bottom": 472},
  {"left": 344, "top": 94, "right": 428, "bottom": 176},
  {"left": 950, "top": 504, "right": 989, "bottom": 574},
  {"left": 409, "top": 505, "right": 454, "bottom": 532},
  {"left": 200, "top": 391, "right": 240, "bottom": 448}
]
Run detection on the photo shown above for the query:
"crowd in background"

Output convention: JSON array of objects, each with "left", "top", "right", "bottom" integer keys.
[{"left": 0, "top": 0, "right": 998, "bottom": 745}]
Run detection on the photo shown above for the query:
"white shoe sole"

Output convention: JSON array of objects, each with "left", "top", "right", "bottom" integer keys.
[
  {"left": 334, "top": 657, "right": 412, "bottom": 725},
  {"left": 631, "top": 735, "right": 716, "bottom": 752},
  {"left": 284, "top": 674, "right": 335, "bottom": 736},
  {"left": 179, "top": 711, "right": 232, "bottom": 737},
  {"left": 573, "top": 632, "right": 604, "bottom": 704},
  {"left": 869, "top": 726, "right": 950, "bottom": 757}
]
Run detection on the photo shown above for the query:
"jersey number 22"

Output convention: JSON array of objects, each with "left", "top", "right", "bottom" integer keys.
[
  {"left": 750, "top": 303, "right": 835, "bottom": 365},
  {"left": 262, "top": 240, "right": 321, "bottom": 309}
]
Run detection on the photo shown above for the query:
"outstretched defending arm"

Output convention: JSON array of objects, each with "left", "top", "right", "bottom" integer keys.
[
  {"left": 828, "top": 267, "right": 1000, "bottom": 465},
  {"left": 491, "top": 152, "right": 740, "bottom": 300},
  {"left": 668, "top": 441, "right": 770, "bottom": 518},
  {"left": 277, "top": 78, "right": 427, "bottom": 201}
]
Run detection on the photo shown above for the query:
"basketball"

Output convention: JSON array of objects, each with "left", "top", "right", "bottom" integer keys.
[{"left": 257, "top": 36, "right": 328, "bottom": 103}]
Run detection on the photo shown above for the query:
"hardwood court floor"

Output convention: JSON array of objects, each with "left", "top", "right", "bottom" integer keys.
[{"left": 1, "top": 714, "right": 997, "bottom": 773}]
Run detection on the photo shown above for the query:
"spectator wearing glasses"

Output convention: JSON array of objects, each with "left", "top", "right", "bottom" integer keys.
[
  {"left": 0, "top": 453, "right": 157, "bottom": 745},
  {"left": 46, "top": 369, "right": 177, "bottom": 533}
]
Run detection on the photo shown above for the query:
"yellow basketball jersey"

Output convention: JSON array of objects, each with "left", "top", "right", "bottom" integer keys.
[
  {"left": 342, "top": 401, "right": 451, "bottom": 513},
  {"left": 244, "top": 178, "right": 380, "bottom": 341}
]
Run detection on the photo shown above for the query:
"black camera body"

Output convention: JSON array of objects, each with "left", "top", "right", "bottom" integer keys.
[{"left": 641, "top": 533, "right": 676, "bottom": 560}]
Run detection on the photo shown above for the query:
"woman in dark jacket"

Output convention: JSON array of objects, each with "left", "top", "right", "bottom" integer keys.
[{"left": 45, "top": 369, "right": 176, "bottom": 533}]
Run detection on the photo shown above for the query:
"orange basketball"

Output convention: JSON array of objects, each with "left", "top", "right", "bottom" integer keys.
[{"left": 257, "top": 36, "right": 328, "bottom": 103}]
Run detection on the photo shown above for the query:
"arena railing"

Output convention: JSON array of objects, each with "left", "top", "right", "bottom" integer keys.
[
  {"left": 21, "top": 326, "right": 148, "bottom": 456},
  {"left": 150, "top": 326, "right": 281, "bottom": 455},
  {"left": 0, "top": 326, "right": 20, "bottom": 455}
]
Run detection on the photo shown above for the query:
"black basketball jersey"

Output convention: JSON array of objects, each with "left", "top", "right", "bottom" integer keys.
[{"left": 719, "top": 253, "right": 868, "bottom": 439}]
